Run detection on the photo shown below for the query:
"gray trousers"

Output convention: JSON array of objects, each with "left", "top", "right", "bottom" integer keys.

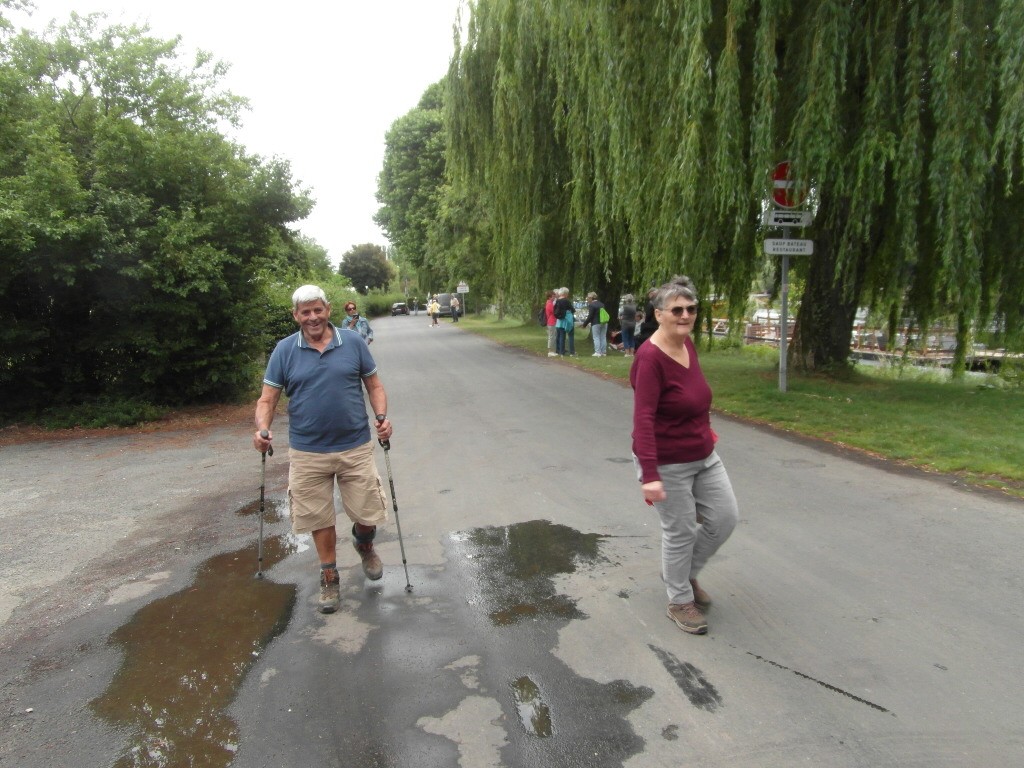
[{"left": 652, "top": 451, "right": 739, "bottom": 605}]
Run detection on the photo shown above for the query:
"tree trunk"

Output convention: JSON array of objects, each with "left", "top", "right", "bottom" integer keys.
[{"left": 790, "top": 200, "right": 866, "bottom": 373}]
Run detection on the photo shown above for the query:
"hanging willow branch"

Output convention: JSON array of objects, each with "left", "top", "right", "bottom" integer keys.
[{"left": 446, "top": 0, "right": 1024, "bottom": 366}]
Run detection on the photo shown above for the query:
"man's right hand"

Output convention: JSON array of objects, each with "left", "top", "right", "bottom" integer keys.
[{"left": 254, "top": 429, "right": 273, "bottom": 453}]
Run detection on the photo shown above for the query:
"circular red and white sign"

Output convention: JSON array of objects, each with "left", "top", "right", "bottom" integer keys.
[{"left": 772, "top": 161, "right": 807, "bottom": 208}]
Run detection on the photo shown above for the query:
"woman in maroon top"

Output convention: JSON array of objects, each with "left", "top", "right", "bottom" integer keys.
[{"left": 630, "top": 276, "right": 739, "bottom": 635}]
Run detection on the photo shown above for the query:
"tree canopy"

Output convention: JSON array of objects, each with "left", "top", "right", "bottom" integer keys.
[
  {"left": 0, "top": 10, "right": 319, "bottom": 418},
  {"left": 338, "top": 242, "right": 392, "bottom": 294},
  {"left": 444, "top": 0, "right": 1024, "bottom": 371},
  {"left": 375, "top": 83, "right": 445, "bottom": 274},
  {"left": 376, "top": 81, "right": 495, "bottom": 303}
]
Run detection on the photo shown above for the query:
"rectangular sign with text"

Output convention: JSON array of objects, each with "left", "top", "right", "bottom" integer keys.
[{"left": 764, "top": 238, "right": 814, "bottom": 255}]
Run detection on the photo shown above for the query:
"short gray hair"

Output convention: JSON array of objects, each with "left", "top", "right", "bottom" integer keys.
[
  {"left": 651, "top": 275, "right": 698, "bottom": 310},
  {"left": 557, "top": 287, "right": 569, "bottom": 297},
  {"left": 292, "top": 284, "right": 329, "bottom": 309}
]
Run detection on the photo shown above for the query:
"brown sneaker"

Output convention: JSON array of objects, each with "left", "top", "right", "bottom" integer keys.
[
  {"left": 318, "top": 567, "right": 340, "bottom": 614},
  {"left": 667, "top": 602, "right": 708, "bottom": 634},
  {"left": 690, "top": 579, "right": 712, "bottom": 608}
]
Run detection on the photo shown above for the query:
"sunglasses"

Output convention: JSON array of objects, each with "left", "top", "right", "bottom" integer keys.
[
  {"left": 345, "top": 306, "right": 357, "bottom": 312},
  {"left": 659, "top": 304, "right": 699, "bottom": 317}
]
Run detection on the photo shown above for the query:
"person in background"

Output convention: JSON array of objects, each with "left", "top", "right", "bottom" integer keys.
[
  {"left": 544, "top": 289, "right": 558, "bottom": 357},
  {"left": 553, "top": 287, "right": 576, "bottom": 357},
  {"left": 580, "top": 291, "right": 609, "bottom": 357},
  {"left": 634, "top": 286, "right": 660, "bottom": 348},
  {"left": 630, "top": 276, "right": 739, "bottom": 636},
  {"left": 254, "top": 285, "right": 393, "bottom": 614},
  {"left": 428, "top": 296, "right": 440, "bottom": 326},
  {"left": 450, "top": 294, "right": 461, "bottom": 323},
  {"left": 619, "top": 294, "right": 637, "bottom": 356},
  {"left": 342, "top": 301, "right": 373, "bottom": 344}
]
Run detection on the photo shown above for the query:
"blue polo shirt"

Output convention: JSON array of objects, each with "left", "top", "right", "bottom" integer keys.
[{"left": 263, "top": 324, "right": 378, "bottom": 452}]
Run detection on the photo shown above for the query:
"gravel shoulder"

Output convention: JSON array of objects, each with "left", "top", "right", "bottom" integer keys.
[{"left": 0, "top": 403, "right": 289, "bottom": 650}]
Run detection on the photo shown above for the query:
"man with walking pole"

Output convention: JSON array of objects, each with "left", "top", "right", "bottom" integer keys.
[{"left": 253, "top": 285, "right": 395, "bottom": 614}]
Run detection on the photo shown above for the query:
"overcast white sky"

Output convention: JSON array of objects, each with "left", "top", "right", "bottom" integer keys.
[{"left": 11, "top": 1, "right": 466, "bottom": 266}]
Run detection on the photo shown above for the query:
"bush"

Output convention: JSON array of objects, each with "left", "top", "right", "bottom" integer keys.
[{"left": 36, "top": 399, "right": 167, "bottom": 430}]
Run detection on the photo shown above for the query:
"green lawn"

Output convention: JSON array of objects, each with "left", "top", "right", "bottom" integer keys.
[{"left": 458, "top": 315, "right": 1024, "bottom": 499}]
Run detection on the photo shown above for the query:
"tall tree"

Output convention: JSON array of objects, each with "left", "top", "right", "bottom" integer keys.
[
  {"left": 375, "top": 82, "right": 449, "bottom": 289},
  {"left": 376, "top": 81, "right": 499, "bottom": 304},
  {"left": 0, "top": 12, "right": 316, "bottom": 416}
]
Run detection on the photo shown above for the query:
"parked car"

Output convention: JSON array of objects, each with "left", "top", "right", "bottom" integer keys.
[{"left": 391, "top": 302, "right": 409, "bottom": 316}]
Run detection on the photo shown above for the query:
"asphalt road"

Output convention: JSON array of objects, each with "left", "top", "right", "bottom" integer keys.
[{"left": 1, "top": 313, "right": 1022, "bottom": 767}]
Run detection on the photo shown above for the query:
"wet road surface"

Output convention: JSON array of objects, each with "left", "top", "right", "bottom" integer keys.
[{"left": 2, "top": 315, "right": 1023, "bottom": 767}]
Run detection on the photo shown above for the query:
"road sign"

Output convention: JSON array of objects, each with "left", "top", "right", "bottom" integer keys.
[
  {"left": 763, "top": 209, "right": 812, "bottom": 228},
  {"left": 457, "top": 281, "right": 469, "bottom": 293},
  {"left": 772, "top": 161, "right": 808, "bottom": 208},
  {"left": 764, "top": 238, "right": 814, "bottom": 255}
]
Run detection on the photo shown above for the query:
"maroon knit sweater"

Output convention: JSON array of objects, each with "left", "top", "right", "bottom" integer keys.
[{"left": 630, "top": 336, "right": 714, "bottom": 483}]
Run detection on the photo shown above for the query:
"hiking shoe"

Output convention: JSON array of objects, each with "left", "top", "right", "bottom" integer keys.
[
  {"left": 352, "top": 524, "right": 384, "bottom": 581},
  {"left": 667, "top": 602, "right": 707, "bottom": 634},
  {"left": 354, "top": 541, "right": 384, "bottom": 580},
  {"left": 690, "top": 579, "right": 712, "bottom": 608},
  {"left": 318, "top": 568, "right": 340, "bottom": 614}
]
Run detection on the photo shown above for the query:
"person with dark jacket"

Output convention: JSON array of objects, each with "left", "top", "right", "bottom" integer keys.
[
  {"left": 619, "top": 294, "right": 638, "bottom": 356},
  {"left": 580, "top": 291, "right": 609, "bottom": 356},
  {"left": 553, "top": 287, "right": 576, "bottom": 357},
  {"left": 634, "top": 287, "right": 660, "bottom": 348}
]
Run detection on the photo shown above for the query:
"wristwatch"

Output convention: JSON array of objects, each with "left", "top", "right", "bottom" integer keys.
[{"left": 375, "top": 414, "right": 387, "bottom": 422}]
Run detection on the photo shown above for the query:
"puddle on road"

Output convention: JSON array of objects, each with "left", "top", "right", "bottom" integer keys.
[
  {"left": 444, "top": 519, "right": 653, "bottom": 763},
  {"left": 449, "top": 519, "right": 606, "bottom": 626},
  {"left": 91, "top": 533, "right": 298, "bottom": 768},
  {"left": 234, "top": 497, "right": 285, "bottom": 523},
  {"left": 510, "top": 675, "right": 553, "bottom": 737}
]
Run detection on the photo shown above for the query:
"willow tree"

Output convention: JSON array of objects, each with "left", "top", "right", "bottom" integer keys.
[
  {"left": 781, "top": 1, "right": 1024, "bottom": 372},
  {"left": 446, "top": 0, "right": 621, "bottom": 311},
  {"left": 447, "top": 0, "right": 1024, "bottom": 373}
]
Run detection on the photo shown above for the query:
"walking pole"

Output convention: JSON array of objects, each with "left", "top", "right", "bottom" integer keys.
[
  {"left": 257, "top": 430, "right": 274, "bottom": 579},
  {"left": 376, "top": 417, "right": 412, "bottom": 592}
]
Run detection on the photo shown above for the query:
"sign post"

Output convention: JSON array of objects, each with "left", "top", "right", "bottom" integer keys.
[
  {"left": 457, "top": 281, "right": 469, "bottom": 317},
  {"left": 766, "top": 162, "right": 810, "bottom": 393}
]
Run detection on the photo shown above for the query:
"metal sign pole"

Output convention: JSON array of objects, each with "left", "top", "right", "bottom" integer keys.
[
  {"left": 779, "top": 242, "right": 790, "bottom": 393},
  {"left": 767, "top": 161, "right": 812, "bottom": 393}
]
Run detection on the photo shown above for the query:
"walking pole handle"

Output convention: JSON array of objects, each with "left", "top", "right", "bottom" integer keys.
[
  {"left": 375, "top": 415, "right": 390, "bottom": 450},
  {"left": 259, "top": 429, "right": 274, "bottom": 457}
]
